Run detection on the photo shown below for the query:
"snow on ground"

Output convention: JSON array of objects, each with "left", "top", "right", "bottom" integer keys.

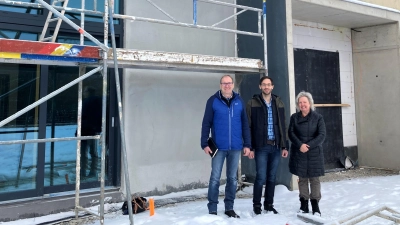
[{"left": 2, "top": 175, "right": 400, "bottom": 225}]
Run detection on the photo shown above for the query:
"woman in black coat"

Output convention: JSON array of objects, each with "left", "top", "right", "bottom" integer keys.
[{"left": 288, "top": 91, "right": 326, "bottom": 216}]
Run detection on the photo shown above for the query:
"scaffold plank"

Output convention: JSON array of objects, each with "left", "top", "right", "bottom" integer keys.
[
  {"left": 0, "top": 39, "right": 264, "bottom": 73},
  {"left": 109, "top": 48, "right": 263, "bottom": 73},
  {"left": 0, "top": 39, "right": 100, "bottom": 63}
]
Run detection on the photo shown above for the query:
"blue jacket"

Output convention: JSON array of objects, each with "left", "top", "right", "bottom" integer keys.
[{"left": 201, "top": 91, "right": 251, "bottom": 151}]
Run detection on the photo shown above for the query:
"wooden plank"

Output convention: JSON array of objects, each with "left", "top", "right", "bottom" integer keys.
[
  {"left": 314, "top": 104, "right": 350, "bottom": 107},
  {"left": 297, "top": 213, "right": 327, "bottom": 225},
  {"left": 377, "top": 212, "right": 400, "bottom": 223},
  {"left": 0, "top": 39, "right": 264, "bottom": 72},
  {"left": 110, "top": 48, "right": 263, "bottom": 69}
]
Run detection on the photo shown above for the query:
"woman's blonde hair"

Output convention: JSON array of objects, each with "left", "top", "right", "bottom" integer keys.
[{"left": 295, "top": 91, "right": 315, "bottom": 111}]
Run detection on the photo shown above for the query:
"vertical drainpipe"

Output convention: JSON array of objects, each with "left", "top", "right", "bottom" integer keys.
[{"left": 263, "top": 0, "right": 268, "bottom": 76}]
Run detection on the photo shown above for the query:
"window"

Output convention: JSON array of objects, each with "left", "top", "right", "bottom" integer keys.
[
  {"left": 0, "top": 29, "right": 38, "bottom": 41},
  {"left": 0, "top": 0, "right": 42, "bottom": 15}
]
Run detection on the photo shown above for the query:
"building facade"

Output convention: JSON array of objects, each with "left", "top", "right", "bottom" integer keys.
[{"left": 1, "top": 0, "right": 400, "bottom": 221}]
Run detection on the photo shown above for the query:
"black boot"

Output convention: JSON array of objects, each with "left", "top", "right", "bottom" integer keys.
[
  {"left": 299, "top": 197, "right": 309, "bottom": 213},
  {"left": 310, "top": 199, "right": 321, "bottom": 216},
  {"left": 225, "top": 210, "right": 240, "bottom": 218},
  {"left": 265, "top": 204, "right": 278, "bottom": 214},
  {"left": 253, "top": 205, "right": 262, "bottom": 215}
]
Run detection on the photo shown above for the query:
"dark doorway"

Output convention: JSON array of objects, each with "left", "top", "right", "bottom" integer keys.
[{"left": 294, "top": 48, "right": 344, "bottom": 169}]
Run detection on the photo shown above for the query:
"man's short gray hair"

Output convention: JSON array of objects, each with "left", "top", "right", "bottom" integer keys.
[
  {"left": 220, "top": 74, "right": 234, "bottom": 84},
  {"left": 295, "top": 91, "right": 315, "bottom": 111}
]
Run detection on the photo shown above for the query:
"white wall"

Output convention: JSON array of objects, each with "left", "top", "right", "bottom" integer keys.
[
  {"left": 352, "top": 23, "right": 400, "bottom": 170},
  {"left": 292, "top": 19, "right": 357, "bottom": 148},
  {"left": 122, "top": 0, "right": 235, "bottom": 195}
]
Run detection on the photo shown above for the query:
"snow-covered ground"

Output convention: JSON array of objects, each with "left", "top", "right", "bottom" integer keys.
[{"left": 2, "top": 174, "right": 400, "bottom": 225}]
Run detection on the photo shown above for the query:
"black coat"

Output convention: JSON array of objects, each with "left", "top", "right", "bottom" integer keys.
[
  {"left": 288, "top": 110, "right": 326, "bottom": 178},
  {"left": 246, "top": 94, "right": 288, "bottom": 150}
]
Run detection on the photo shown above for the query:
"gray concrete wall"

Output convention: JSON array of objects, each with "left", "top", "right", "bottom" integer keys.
[
  {"left": 352, "top": 23, "right": 400, "bottom": 170},
  {"left": 122, "top": 0, "right": 236, "bottom": 195}
]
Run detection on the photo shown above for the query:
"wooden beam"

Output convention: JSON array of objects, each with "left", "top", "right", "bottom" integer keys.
[{"left": 314, "top": 104, "right": 350, "bottom": 107}]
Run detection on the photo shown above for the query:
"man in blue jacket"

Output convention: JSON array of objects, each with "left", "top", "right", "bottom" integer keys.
[{"left": 201, "top": 75, "right": 252, "bottom": 218}]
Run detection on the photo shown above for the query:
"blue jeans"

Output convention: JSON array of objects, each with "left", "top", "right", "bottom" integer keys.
[
  {"left": 207, "top": 150, "right": 241, "bottom": 213},
  {"left": 253, "top": 145, "right": 280, "bottom": 207}
]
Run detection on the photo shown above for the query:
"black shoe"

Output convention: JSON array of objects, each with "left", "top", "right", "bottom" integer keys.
[
  {"left": 299, "top": 197, "right": 309, "bottom": 213},
  {"left": 265, "top": 204, "right": 278, "bottom": 214},
  {"left": 209, "top": 212, "right": 217, "bottom": 215},
  {"left": 253, "top": 206, "right": 262, "bottom": 215},
  {"left": 225, "top": 210, "right": 240, "bottom": 218},
  {"left": 310, "top": 199, "right": 321, "bottom": 216}
]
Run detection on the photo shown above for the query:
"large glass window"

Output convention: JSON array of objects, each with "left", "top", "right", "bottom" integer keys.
[
  {"left": 63, "top": 0, "right": 120, "bottom": 24},
  {"left": 45, "top": 66, "right": 108, "bottom": 187},
  {"left": 57, "top": 35, "right": 111, "bottom": 46},
  {"left": 0, "top": 0, "right": 42, "bottom": 15},
  {"left": 0, "top": 29, "right": 38, "bottom": 41},
  {"left": 0, "top": 0, "right": 120, "bottom": 24},
  {"left": 0, "top": 64, "right": 40, "bottom": 194}
]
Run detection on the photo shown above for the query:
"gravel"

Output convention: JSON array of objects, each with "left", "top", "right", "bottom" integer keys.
[{"left": 320, "top": 166, "right": 400, "bottom": 183}]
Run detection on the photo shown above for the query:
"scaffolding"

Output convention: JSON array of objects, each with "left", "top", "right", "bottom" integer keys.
[{"left": 0, "top": 0, "right": 268, "bottom": 224}]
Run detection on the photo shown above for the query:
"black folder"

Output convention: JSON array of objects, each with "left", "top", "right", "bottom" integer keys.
[{"left": 207, "top": 137, "right": 218, "bottom": 158}]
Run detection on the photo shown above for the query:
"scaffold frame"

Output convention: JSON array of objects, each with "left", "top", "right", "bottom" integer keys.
[{"left": 0, "top": 0, "right": 269, "bottom": 224}]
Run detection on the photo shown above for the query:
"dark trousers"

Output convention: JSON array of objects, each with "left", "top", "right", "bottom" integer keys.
[
  {"left": 80, "top": 139, "right": 99, "bottom": 177},
  {"left": 253, "top": 145, "right": 280, "bottom": 207}
]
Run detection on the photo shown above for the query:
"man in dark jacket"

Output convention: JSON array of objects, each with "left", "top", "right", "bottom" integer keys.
[
  {"left": 246, "top": 76, "right": 288, "bottom": 215},
  {"left": 201, "top": 75, "right": 252, "bottom": 218},
  {"left": 80, "top": 86, "right": 102, "bottom": 177}
]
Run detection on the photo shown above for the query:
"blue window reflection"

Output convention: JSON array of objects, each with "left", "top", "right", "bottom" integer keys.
[
  {"left": 0, "top": 29, "right": 38, "bottom": 41},
  {"left": 0, "top": 0, "right": 41, "bottom": 14},
  {"left": 57, "top": 36, "right": 111, "bottom": 47},
  {"left": 0, "top": 0, "right": 120, "bottom": 24}
]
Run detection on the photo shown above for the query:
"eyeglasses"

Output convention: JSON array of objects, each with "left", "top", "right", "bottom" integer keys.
[
  {"left": 261, "top": 83, "right": 273, "bottom": 87},
  {"left": 221, "top": 82, "right": 233, "bottom": 86}
]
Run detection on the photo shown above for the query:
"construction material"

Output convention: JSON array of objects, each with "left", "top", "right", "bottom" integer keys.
[
  {"left": 149, "top": 198, "right": 155, "bottom": 216},
  {"left": 297, "top": 206, "right": 400, "bottom": 225},
  {"left": 314, "top": 104, "right": 350, "bottom": 107}
]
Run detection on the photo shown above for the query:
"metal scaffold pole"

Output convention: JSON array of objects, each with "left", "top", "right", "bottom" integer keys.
[
  {"left": 108, "top": 0, "right": 134, "bottom": 224},
  {"left": 74, "top": 0, "right": 86, "bottom": 217},
  {"left": 98, "top": 1, "right": 109, "bottom": 224},
  {"left": 263, "top": 0, "right": 268, "bottom": 76},
  {"left": 75, "top": 65, "right": 85, "bottom": 219}
]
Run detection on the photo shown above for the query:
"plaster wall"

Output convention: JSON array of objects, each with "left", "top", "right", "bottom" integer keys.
[
  {"left": 352, "top": 23, "right": 400, "bottom": 170},
  {"left": 122, "top": 0, "right": 236, "bottom": 195}
]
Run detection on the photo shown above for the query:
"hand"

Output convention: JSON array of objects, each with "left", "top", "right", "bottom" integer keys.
[
  {"left": 300, "top": 144, "right": 309, "bottom": 153},
  {"left": 243, "top": 147, "right": 251, "bottom": 157},
  {"left": 204, "top": 146, "right": 212, "bottom": 155},
  {"left": 282, "top": 149, "right": 288, "bottom": 158},
  {"left": 248, "top": 151, "right": 254, "bottom": 159}
]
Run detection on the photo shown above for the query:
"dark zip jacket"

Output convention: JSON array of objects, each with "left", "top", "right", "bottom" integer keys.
[{"left": 246, "top": 93, "right": 288, "bottom": 150}]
